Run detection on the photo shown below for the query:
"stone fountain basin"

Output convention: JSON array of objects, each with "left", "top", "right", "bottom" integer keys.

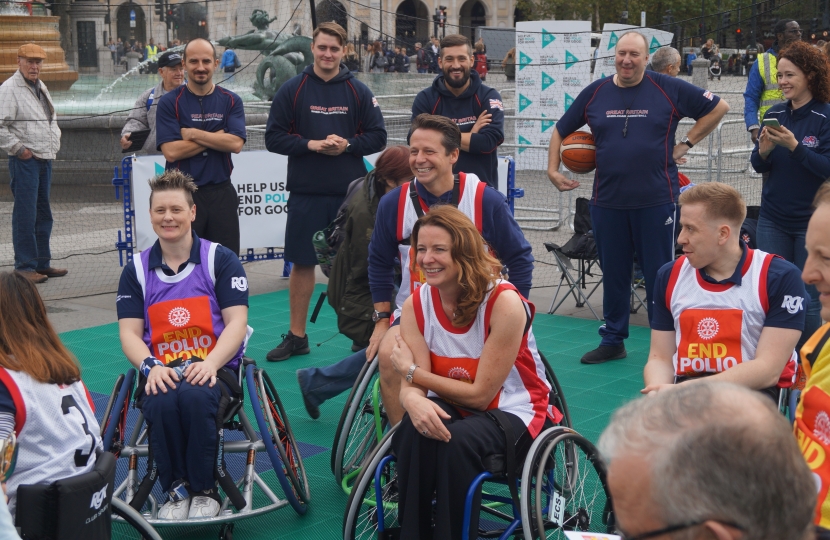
[{"left": 0, "top": 15, "right": 78, "bottom": 91}]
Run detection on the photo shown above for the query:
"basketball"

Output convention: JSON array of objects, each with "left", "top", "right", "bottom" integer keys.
[{"left": 560, "top": 131, "right": 597, "bottom": 174}]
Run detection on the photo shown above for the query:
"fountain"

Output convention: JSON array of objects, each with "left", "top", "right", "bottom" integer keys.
[{"left": 0, "top": 14, "right": 78, "bottom": 90}]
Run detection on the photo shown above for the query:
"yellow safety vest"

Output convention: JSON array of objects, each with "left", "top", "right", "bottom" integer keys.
[
  {"left": 795, "top": 323, "right": 830, "bottom": 529},
  {"left": 757, "top": 52, "right": 784, "bottom": 121},
  {"left": 146, "top": 45, "right": 159, "bottom": 61}
]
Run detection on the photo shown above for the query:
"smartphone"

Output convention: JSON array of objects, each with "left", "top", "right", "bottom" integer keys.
[{"left": 763, "top": 118, "right": 781, "bottom": 128}]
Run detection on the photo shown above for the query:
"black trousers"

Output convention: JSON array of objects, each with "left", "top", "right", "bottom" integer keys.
[
  {"left": 193, "top": 180, "right": 240, "bottom": 255},
  {"left": 391, "top": 398, "right": 530, "bottom": 540}
]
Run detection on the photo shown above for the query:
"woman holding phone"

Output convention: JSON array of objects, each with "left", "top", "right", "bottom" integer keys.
[{"left": 751, "top": 41, "right": 830, "bottom": 346}]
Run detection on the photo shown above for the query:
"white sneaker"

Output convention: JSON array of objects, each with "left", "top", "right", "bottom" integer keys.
[
  {"left": 188, "top": 495, "right": 221, "bottom": 518},
  {"left": 157, "top": 497, "right": 191, "bottom": 520}
]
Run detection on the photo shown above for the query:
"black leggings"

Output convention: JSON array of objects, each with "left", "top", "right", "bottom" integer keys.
[{"left": 391, "top": 398, "right": 531, "bottom": 540}]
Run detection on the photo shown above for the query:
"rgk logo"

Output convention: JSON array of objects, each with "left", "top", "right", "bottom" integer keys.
[
  {"left": 231, "top": 277, "right": 248, "bottom": 291},
  {"left": 782, "top": 295, "right": 804, "bottom": 314},
  {"left": 90, "top": 484, "right": 108, "bottom": 510}
]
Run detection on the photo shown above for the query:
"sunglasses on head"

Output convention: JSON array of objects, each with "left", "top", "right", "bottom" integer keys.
[{"left": 0, "top": 432, "right": 18, "bottom": 483}]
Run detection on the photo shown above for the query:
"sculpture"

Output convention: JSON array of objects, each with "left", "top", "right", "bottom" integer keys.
[{"left": 216, "top": 10, "right": 312, "bottom": 101}]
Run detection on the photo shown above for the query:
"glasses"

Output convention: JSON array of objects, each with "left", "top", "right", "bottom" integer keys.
[
  {"left": 618, "top": 519, "right": 746, "bottom": 540},
  {"left": 0, "top": 432, "right": 18, "bottom": 483}
]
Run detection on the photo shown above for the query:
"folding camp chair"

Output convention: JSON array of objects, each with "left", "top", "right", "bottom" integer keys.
[{"left": 544, "top": 198, "right": 602, "bottom": 320}]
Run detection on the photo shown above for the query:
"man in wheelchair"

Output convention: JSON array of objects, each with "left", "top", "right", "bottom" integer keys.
[
  {"left": 643, "top": 183, "right": 806, "bottom": 399},
  {"left": 387, "top": 206, "right": 554, "bottom": 539},
  {"left": 117, "top": 170, "right": 249, "bottom": 520}
]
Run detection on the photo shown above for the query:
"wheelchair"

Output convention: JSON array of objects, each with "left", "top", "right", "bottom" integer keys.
[
  {"left": 331, "top": 352, "right": 573, "bottom": 492},
  {"left": 342, "top": 422, "right": 614, "bottom": 539},
  {"left": 99, "top": 357, "right": 310, "bottom": 539}
]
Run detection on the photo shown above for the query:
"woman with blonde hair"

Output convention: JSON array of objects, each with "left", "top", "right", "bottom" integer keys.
[
  {"left": 0, "top": 271, "right": 102, "bottom": 516},
  {"left": 389, "top": 205, "right": 554, "bottom": 539},
  {"left": 502, "top": 47, "right": 516, "bottom": 80},
  {"left": 344, "top": 41, "right": 360, "bottom": 72}
]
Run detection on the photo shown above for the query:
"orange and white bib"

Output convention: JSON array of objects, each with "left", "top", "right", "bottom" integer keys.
[
  {"left": 413, "top": 280, "right": 551, "bottom": 437},
  {"left": 665, "top": 249, "right": 796, "bottom": 382}
]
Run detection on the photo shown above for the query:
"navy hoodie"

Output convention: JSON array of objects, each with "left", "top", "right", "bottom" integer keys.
[
  {"left": 265, "top": 64, "right": 387, "bottom": 196},
  {"left": 411, "top": 70, "right": 504, "bottom": 187},
  {"left": 750, "top": 99, "right": 830, "bottom": 229}
]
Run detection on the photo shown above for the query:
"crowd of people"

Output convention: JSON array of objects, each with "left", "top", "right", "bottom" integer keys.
[{"left": 5, "top": 17, "right": 830, "bottom": 539}]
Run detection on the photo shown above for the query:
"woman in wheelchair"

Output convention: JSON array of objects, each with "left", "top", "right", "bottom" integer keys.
[
  {"left": 0, "top": 271, "right": 103, "bottom": 518},
  {"left": 389, "top": 205, "right": 554, "bottom": 539},
  {"left": 117, "top": 170, "right": 249, "bottom": 520}
]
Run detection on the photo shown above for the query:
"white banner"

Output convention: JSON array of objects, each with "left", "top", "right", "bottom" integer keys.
[
  {"left": 514, "top": 21, "right": 592, "bottom": 171},
  {"left": 592, "top": 24, "right": 675, "bottom": 81},
  {"left": 131, "top": 152, "right": 509, "bottom": 253}
]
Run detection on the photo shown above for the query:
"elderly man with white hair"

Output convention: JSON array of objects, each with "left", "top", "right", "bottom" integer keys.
[
  {"left": 599, "top": 381, "right": 816, "bottom": 540},
  {"left": 650, "top": 46, "right": 682, "bottom": 77}
]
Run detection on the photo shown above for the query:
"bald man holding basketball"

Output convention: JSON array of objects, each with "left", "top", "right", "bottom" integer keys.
[{"left": 547, "top": 31, "right": 730, "bottom": 365}]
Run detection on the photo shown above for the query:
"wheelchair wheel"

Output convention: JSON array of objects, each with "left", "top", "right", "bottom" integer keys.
[
  {"left": 111, "top": 497, "right": 163, "bottom": 540},
  {"left": 100, "top": 369, "right": 135, "bottom": 456},
  {"left": 539, "top": 352, "right": 573, "bottom": 429},
  {"left": 332, "top": 356, "right": 387, "bottom": 489},
  {"left": 520, "top": 427, "right": 614, "bottom": 539},
  {"left": 343, "top": 424, "right": 399, "bottom": 540},
  {"left": 246, "top": 364, "right": 310, "bottom": 514}
]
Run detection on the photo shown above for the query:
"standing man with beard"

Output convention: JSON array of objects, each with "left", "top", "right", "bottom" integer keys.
[
  {"left": 411, "top": 34, "right": 504, "bottom": 188},
  {"left": 264, "top": 22, "right": 386, "bottom": 362},
  {"left": 155, "top": 38, "right": 246, "bottom": 255}
]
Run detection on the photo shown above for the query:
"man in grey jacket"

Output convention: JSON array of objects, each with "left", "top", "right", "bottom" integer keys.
[
  {"left": 0, "top": 44, "right": 65, "bottom": 283},
  {"left": 121, "top": 51, "right": 185, "bottom": 154}
]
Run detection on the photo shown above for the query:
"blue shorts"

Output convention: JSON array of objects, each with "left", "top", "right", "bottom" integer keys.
[{"left": 284, "top": 193, "right": 344, "bottom": 266}]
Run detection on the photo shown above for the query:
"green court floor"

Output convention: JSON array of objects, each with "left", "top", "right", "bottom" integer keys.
[{"left": 63, "top": 285, "right": 648, "bottom": 539}]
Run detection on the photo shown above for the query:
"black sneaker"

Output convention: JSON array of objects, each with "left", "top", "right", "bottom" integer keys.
[
  {"left": 296, "top": 370, "right": 320, "bottom": 419},
  {"left": 580, "top": 344, "right": 627, "bottom": 365},
  {"left": 266, "top": 331, "right": 310, "bottom": 362}
]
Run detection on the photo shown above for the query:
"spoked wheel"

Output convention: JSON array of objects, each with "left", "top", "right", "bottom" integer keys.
[
  {"left": 111, "top": 497, "right": 163, "bottom": 540},
  {"left": 332, "top": 356, "right": 387, "bottom": 489},
  {"left": 520, "top": 427, "right": 615, "bottom": 539},
  {"left": 246, "top": 364, "right": 311, "bottom": 514},
  {"left": 100, "top": 369, "right": 135, "bottom": 456},
  {"left": 343, "top": 424, "right": 399, "bottom": 540},
  {"left": 539, "top": 353, "right": 572, "bottom": 429}
]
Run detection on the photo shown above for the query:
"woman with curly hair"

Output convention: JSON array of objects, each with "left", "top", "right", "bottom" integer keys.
[
  {"left": 388, "top": 205, "right": 556, "bottom": 539},
  {"left": 751, "top": 40, "right": 830, "bottom": 347}
]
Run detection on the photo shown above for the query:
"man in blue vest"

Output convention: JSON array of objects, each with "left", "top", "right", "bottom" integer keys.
[{"left": 121, "top": 51, "right": 185, "bottom": 154}]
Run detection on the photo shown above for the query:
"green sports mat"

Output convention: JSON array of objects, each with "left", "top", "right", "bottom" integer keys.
[{"left": 62, "top": 285, "right": 648, "bottom": 539}]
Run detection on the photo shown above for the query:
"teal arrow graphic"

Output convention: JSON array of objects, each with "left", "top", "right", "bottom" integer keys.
[{"left": 518, "top": 93, "right": 533, "bottom": 112}]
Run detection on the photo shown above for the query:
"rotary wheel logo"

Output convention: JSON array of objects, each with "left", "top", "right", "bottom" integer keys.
[
  {"left": 447, "top": 366, "right": 472, "bottom": 383},
  {"left": 168, "top": 307, "right": 191, "bottom": 327},
  {"left": 696, "top": 317, "right": 719, "bottom": 340}
]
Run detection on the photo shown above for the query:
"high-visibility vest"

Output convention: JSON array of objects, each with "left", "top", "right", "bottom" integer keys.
[
  {"left": 145, "top": 44, "right": 159, "bottom": 61},
  {"left": 757, "top": 52, "right": 784, "bottom": 121}
]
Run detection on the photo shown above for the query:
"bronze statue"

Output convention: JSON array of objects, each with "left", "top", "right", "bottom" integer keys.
[{"left": 216, "top": 10, "right": 312, "bottom": 100}]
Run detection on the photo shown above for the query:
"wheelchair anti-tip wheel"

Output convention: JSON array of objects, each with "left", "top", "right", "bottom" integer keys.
[
  {"left": 246, "top": 364, "right": 311, "bottom": 514},
  {"left": 520, "top": 427, "right": 615, "bottom": 539},
  {"left": 332, "top": 356, "right": 388, "bottom": 489},
  {"left": 101, "top": 369, "right": 135, "bottom": 456},
  {"left": 342, "top": 424, "right": 399, "bottom": 540}
]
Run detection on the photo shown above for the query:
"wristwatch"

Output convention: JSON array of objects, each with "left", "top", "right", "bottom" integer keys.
[
  {"left": 372, "top": 310, "right": 391, "bottom": 323},
  {"left": 345, "top": 142, "right": 352, "bottom": 153},
  {"left": 405, "top": 364, "right": 418, "bottom": 383},
  {"left": 680, "top": 136, "right": 694, "bottom": 148}
]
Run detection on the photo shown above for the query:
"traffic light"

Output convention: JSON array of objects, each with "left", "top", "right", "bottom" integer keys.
[
  {"left": 438, "top": 5, "right": 447, "bottom": 28},
  {"left": 662, "top": 9, "right": 672, "bottom": 27},
  {"left": 154, "top": 0, "right": 164, "bottom": 20},
  {"left": 722, "top": 12, "right": 731, "bottom": 28},
  {"left": 812, "top": 18, "right": 819, "bottom": 36},
  {"left": 168, "top": 4, "right": 182, "bottom": 29},
  {"left": 735, "top": 27, "right": 742, "bottom": 48}
]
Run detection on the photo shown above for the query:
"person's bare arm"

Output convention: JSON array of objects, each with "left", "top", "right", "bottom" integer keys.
[
  {"left": 365, "top": 301, "right": 392, "bottom": 361},
  {"left": 672, "top": 99, "right": 730, "bottom": 162},
  {"left": 160, "top": 140, "right": 207, "bottom": 161},
  {"left": 642, "top": 330, "right": 678, "bottom": 394},
  {"left": 394, "top": 290, "right": 526, "bottom": 410},
  {"left": 683, "top": 326, "right": 800, "bottom": 390},
  {"left": 546, "top": 128, "right": 580, "bottom": 191},
  {"left": 181, "top": 128, "right": 244, "bottom": 154}
]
